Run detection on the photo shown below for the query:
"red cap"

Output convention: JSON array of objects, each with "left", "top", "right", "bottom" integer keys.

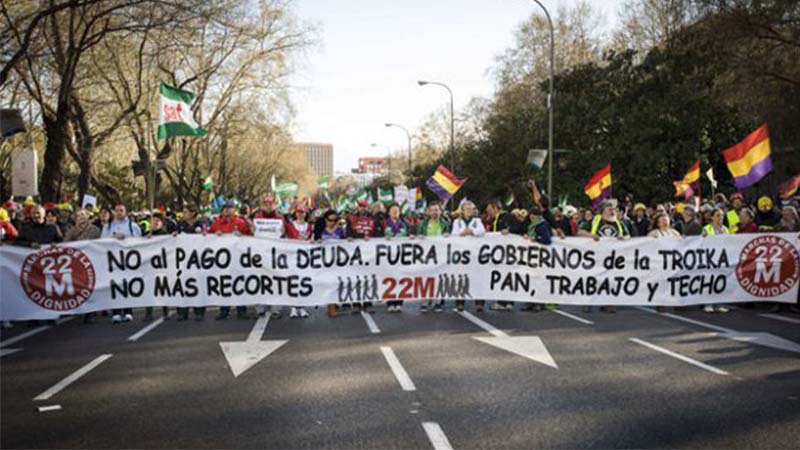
[
  {"left": 357, "top": 199, "right": 369, "bottom": 207},
  {"left": 294, "top": 204, "right": 308, "bottom": 213},
  {"left": 43, "top": 202, "right": 57, "bottom": 210}
]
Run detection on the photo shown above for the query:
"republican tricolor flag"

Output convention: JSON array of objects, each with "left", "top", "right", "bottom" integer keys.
[
  {"left": 779, "top": 173, "right": 800, "bottom": 200},
  {"left": 584, "top": 164, "right": 612, "bottom": 208},
  {"left": 673, "top": 160, "right": 700, "bottom": 200},
  {"left": 722, "top": 124, "right": 772, "bottom": 190},
  {"left": 426, "top": 165, "right": 466, "bottom": 203}
]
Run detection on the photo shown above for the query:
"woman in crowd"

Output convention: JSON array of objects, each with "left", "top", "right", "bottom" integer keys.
[
  {"left": 319, "top": 209, "right": 345, "bottom": 317},
  {"left": 285, "top": 204, "right": 313, "bottom": 318},
  {"left": 451, "top": 201, "right": 486, "bottom": 312},
  {"left": 64, "top": 208, "right": 102, "bottom": 323},
  {"left": 702, "top": 208, "right": 730, "bottom": 313},
  {"left": 777, "top": 206, "right": 799, "bottom": 232},
  {"left": 381, "top": 203, "right": 410, "bottom": 313},
  {"left": 647, "top": 212, "right": 680, "bottom": 238}
]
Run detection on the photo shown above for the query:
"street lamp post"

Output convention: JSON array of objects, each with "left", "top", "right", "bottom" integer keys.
[
  {"left": 417, "top": 80, "right": 454, "bottom": 172},
  {"left": 529, "top": 0, "right": 555, "bottom": 199},
  {"left": 384, "top": 123, "right": 413, "bottom": 173}
]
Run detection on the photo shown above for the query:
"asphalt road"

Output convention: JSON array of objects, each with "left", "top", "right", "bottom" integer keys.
[{"left": 2, "top": 302, "right": 799, "bottom": 449}]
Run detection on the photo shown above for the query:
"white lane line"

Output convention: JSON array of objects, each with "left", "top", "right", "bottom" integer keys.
[
  {"left": 552, "top": 309, "right": 594, "bottom": 325},
  {"left": 422, "top": 422, "right": 454, "bottom": 450},
  {"left": 33, "top": 354, "right": 113, "bottom": 401},
  {"left": 380, "top": 346, "right": 416, "bottom": 391},
  {"left": 127, "top": 312, "right": 174, "bottom": 342},
  {"left": 0, "top": 326, "right": 51, "bottom": 348},
  {"left": 760, "top": 313, "right": 800, "bottom": 325},
  {"left": 37, "top": 405, "right": 62, "bottom": 412},
  {"left": 629, "top": 338, "right": 729, "bottom": 376},
  {"left": 0, "top": 348, "right": 22, "bottom": 358},
  {"left": 361, "top": 311, "right": 381, "bottom": 334},
  {"left": 632, "top": 306, "right": 731, "bottom": 332},
  {"left": 458, "top": 311, "right": 506, "bottom": 337}
]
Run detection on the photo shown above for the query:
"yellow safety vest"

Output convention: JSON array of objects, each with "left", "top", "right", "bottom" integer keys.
[
  {"left": 591, "top": 215, "right": 624, "bottom": 236},
  {"left": 703, "top": 224, "right": 729, "bottom": 236},
  {"left": 726, "top": 210, "right": 739, "bottom": 234}
]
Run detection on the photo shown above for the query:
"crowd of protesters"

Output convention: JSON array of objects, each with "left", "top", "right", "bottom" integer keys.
[{"left": 1, "top": 180, "right": 798, "bottom": 326}]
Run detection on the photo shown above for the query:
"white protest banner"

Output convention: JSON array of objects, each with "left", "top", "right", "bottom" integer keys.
[
  {"left": 82, "top": 194, "right": 97, "bottom": 209},
  {"left": 394, "top": 185, "right": 409, "bottom": 205},
  {"left": 1, "top": 233, "right": 798, "bottom": 320},
  {"left": 252, "top": 218, "right": 283, "bottom": 238}
]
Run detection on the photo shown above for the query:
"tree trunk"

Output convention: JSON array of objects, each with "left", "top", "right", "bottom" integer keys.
[{"left": 39, "top": 110, "right": 69, "bottom": 202}]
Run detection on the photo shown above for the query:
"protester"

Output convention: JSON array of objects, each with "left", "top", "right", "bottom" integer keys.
[
  {"left": 381, "top": 203, "right": 409, "bottom": 313},
  {"left": 0, "top": 208, "right": 18, "bottom": 242},
  {"left": 736, "top": 208, "right": 758, "bottom": 234},
  {"left": 631, "top": 203, "right": 650, "bottom": 237},
  {"left": 16, "top": 205, "right": 62, "bottom": 247},
  {"left": 520, "top": 206, "right": 553, "bottom": 313},
  {"left": 578, "top": 199, "right": 629, "bottom": 313},
  {"left": 777, "top": 206, "right": 799, "bottom": 232},
  {"left": 755, "top": 196, "right": 780, "bottom": 231},
  {"left": 44, "top": 208, "right": 64, "bottom": 242},
  {"left": 417, "top": 201, "right": 450, "bottom": 312},
  {"left": 64, "top": 207, "right": 101, "bottom": 242},
  {"left": 175, "top": 204, "right": 209, "bottom": 321},
  {"left": 724, "top": 193, "right": 745, "bottom": 232},
  {"left": 211, "top": 202, "right": 251, "bottom": 320},
  {"left": 347, "top": 199, "right": 381, "bottom": 314},
  {"left": 319, "top": 209, "right": 345, "bottom": 318},
  {"left": 144, "top": 212, "right": 171, "bottom": 321},
  {"left": 679, "top": 205, "right": 702, "bottom": 236},
  {"left": 647, "top": 212, "right": 680, "bottom": 237},
  {"left": 250, "top": 196, "right": 286, "bottom": 319},
  {"left": 452, "top": 201, "right": 486, "bottom": 312},
  {"left": 702, "top": 208, "right": 730, "bottom": 313},
  {"left": 285, "top": 205, "right": 312, "bottom": 318},
  {"left": 507, "top": 208, "right": 530, "bottom": 236}
]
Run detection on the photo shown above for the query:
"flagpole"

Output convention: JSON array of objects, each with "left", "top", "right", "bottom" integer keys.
[{"left": 148, "top": 85, "right": 156, "bottom": 232}]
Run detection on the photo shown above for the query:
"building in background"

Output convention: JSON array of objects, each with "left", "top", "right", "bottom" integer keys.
[
  {"left": 353, "top": 157, "right": 389, "bottom": 175},
  {"left": 294, "top": 142, "right": 333, "bottom": 177}
]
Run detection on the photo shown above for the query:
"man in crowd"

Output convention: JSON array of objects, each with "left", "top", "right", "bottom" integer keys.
[
  {"left": 417, "top": 201, "right": 450, "bottom": 312},
  {"left": 175, "top": 205, "right": 209, "bottom": 321},
  {"left": 211, "top": 202, "right": 251, "bottom": 320},
  {"left": 15, "top": 205, "right": 60, "bottom": 247},
  {"left": 485, "top": 199, "right": 516, "bottom": 311},
  {"left": 521, "top": 206, "right": 553, "bottom": 312},
  {"left": 724, "top": 192, "right": 745, "bottom": 233},
  {"left": 578, "top": 199, "right": 630, "bottom": 313},
  {"left": 347, "top": 198, "right": 381, "bottom": 313},
  {"left": 680, "top": 206, "right": 703, "bottom": 236},
  {"left": 99, "top": 203, "right": 142, "bottom": 323},
  {"left": 249, "top": 196, "right": 286, "bottom": 319},
  {"left": 452, "top": 201, "right": 486, "bottom": 312}
]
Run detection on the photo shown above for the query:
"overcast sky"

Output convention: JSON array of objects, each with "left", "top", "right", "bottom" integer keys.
[{"left": 290, "top": 0, "right": 621, "bottom": 173}]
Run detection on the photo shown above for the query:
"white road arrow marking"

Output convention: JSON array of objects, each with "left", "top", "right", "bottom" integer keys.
[
  {"left": 219, "top": 315, "right": 287, "bottom": 378},
  {"left": 634, "top": 307, "right": 800, "bottom": 354},
  {"left": 458, "top": 311, "right": 557, "bottom": 368}
]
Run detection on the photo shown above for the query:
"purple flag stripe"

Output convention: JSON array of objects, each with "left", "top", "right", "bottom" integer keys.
[
  {"left": 426, "top": 177, "right": 452, "bottom": 202},
  {"left": 590, "top": 186, "right": 612, "bottom": 208},
  {"left": 733, "top": 156, "right": 773, "bottom": 190}
]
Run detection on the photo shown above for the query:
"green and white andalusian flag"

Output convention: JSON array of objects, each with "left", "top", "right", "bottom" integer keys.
[{"left": 157, "top": 82, "right": 206, "bottom": 140}]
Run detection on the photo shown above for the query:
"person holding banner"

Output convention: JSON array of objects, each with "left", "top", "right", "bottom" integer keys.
[
  {"left": 382, "top": 203, "right": 410, "bottom": 313},
  {"left": 736, "top": 208, "right": 758, "bottom": 234},
  {"left": 417, "top": 201, "right": 450, "bottom": 313},
  {"left": 285, "top": 204, "right": 312, "bottom": 318},
  {"left": 702, "top": 208, "right": 731, "bottom": 314},
  {"left": 319, "top": 209, "right": 346, "bottom": 318},
  {"left": 647, "top": 213, "right": 680, "bottom": 238},
  {"left": 578, "top": 199, "right": 630, "bottom": 313},
  {"left": 347, "top": 199, "right": 381, "bottom": 314},
  {"left": 0, "top": 208, "right": 18, "bottom": 242},
  {"left": 175, "top": 205, "right": 209, "bottom": 321},
  {"left": 212, "top": 202, "right": 251, "bottom": 320},
  {"left": 250, "top": 196, "right": 286, "bottom": 319},
  {"left": 144, "top": 213, "right": 172, "bottom": 322},
  {"left": 521, "top": 206, "right": 553, "bottom": 313},
  {"left": 452, "top": 201, "right": 486, "bottom": 312},
  {"left": 100, "top": 204, "right": 141, "bottom": 323}
]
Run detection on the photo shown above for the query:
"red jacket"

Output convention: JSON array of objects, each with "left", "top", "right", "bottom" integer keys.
[
  {"left": 285, "top": 220, "right": 314, "bottom": 240},
  {"left": 210, "top": 215, "right": 251, "bottom": 235},
  {"left": 737, "top": 221, "right": 759, "bottom": 234},
  {"left": 0, "top": 221, "right": 18, "bottom": 241}
]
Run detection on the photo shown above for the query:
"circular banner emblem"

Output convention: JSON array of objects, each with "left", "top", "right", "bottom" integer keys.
[
  {"left": 736, "top": 235, "right": 800, "bottom": 297},
  {"left": 20, "top": 246, "right": 96, "bottom": 311}
]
